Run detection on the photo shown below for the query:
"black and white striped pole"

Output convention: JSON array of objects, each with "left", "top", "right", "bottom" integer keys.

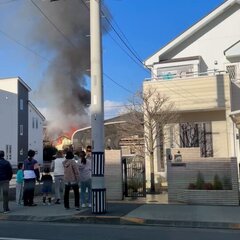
[{"left": 90, "top": 0, "right": 106, "bottom": 214}]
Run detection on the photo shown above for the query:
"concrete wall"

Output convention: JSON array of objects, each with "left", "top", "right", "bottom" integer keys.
[
  {"left": 167, "top": 157, "right": 239, "bottom": 206},
  {"left": 143, "top": 74, "right": 231, "bottom": 112},
  {"left": 105, "top": 150, "right": 123, "bottom": 200}
]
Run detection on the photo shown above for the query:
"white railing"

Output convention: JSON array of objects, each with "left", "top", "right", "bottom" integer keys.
[{"left": 145, "top": 69, "right": 227, "bottom": 81}]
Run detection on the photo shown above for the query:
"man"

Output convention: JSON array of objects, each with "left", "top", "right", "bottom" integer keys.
[{"left": 0, "top": 150, "right": 13, "bottom": 213}]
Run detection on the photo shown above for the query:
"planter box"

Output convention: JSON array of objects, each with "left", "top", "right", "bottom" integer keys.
[
  {"left": 183, "top": 189, "right": 239, "bottom": 206},
  {"left": 167, "top": 158, "right": 240, "bottom": 206}
]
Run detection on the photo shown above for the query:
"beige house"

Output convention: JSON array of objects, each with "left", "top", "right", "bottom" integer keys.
[{"left": 143, "top": 0, "right": 240, "bottom": 186}]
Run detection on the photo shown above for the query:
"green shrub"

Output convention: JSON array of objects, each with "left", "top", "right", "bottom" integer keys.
[
  {"left": 196, "top": 172, "right": 205, "bottom": 190},
  {"left": 213, "top": 174, "right": 223, "bottom": 190}
]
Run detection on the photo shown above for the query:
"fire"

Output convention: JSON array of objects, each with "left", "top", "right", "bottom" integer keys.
[{"left": 50, "top": 127, "right": 78, "bottom": 150}]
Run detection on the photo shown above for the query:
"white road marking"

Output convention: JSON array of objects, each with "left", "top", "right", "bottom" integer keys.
[{"left": 0, "top": 238, "right": 42, "bottom": 240}]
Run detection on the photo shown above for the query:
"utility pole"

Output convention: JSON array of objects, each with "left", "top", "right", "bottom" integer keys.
[{"left": 90, "top": 0, "right": 106, "bottom": 214}]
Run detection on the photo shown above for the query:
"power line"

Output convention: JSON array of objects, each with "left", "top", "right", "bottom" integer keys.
[
  {"left": 30, "top": 0, "right": 134, "bottom": 95},
  {"left": 76, "top": 0, "right": 199, "bottom": 100},
  {"left": 30, "top": 0, "right": 78, "bottom": 49},
  {"left": 0, "top": 28, "right": 51, "bottom": 63},
  {"left": 99, "top": 3, "right": 199, "bottom": 99},
  {"left": 102, "top": 11, "right": 144, "bottom": 66},
  {"left": 2, "top": 0, "right": 198, "bottom": 99},
  {"left": 0, "top": 0, "right": 19, "bottom": 5},
  {"left": 104, "top": 73, "right": 134, "bottom": 94},
  {"left": 104, "top": 27, "right": 145, "bottom": 70},
  {"left": 102, "top": 3, "right": 142, "bottom": 61}
]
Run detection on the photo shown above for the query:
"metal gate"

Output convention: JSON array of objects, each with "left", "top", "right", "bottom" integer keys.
[{"left": 122, "top": 155, "right": 146, "bottom": 197}]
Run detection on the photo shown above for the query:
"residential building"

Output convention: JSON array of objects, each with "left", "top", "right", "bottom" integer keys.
[
  {"left": 0, "top": 77, "right": 45, "bottom": 167},
  {"left": 72, "top": 113, "right": 144, "bottom": 154},
  {"left": 143, "top": 0, "right": 240, "bottom": 186},
  {"left": 28, "top": 100, "right": 45, "bottom": 164}
]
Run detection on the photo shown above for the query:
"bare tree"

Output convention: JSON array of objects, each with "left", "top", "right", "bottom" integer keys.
[{"left": 121, "top": 88, "right": 178, "bottom": 193}]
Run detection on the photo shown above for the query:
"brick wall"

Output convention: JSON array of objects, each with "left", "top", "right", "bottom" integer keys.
[{"left": 167, "top": 157, "right": 239, "bottom": 206}]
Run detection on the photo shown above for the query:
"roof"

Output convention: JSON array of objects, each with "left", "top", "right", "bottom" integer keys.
[
  {"left": 0, "top": 77, "right": 31, "bottom": 92},
  {"left": 145, "top": 0, "right": 240, "bottom": 66},
  {"left": 157, "top": 56, "right": 201, "bottom": 65},
  {"left": 28, "top": 100, "right": 46, "bottom": 121},
  {"left": 224, "top": 40, "right": 240, "bottom": 58}
]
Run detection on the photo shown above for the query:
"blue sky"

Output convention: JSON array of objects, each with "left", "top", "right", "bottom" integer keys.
[{"left": 0, "top": 0, "right": 225, "bottom": 121}]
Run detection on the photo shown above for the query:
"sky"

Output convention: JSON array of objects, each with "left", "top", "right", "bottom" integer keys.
[{"left": 0, "top": 0, "right": 226, "bottom": 132}]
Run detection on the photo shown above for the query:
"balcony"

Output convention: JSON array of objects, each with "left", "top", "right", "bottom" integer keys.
[{"left": 143, "top": 73, "right": 231, "bottom": 112}]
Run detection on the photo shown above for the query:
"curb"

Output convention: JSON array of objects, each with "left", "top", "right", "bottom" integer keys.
[
  {"left": 120, "top": 217, "right": 240, "bottom": 230},
  {"left": 0, "top": 214, "right": 73, "bottom": 222},
  {"left": 2, "top": 213, "right": 240, "bottom": 230}
]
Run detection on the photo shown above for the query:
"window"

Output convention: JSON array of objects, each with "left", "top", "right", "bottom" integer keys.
[
  {"left": 180, "top": 122, "right": 199, "bottom": 147},
  {"left": 32, "top": 117, "right": 35, "bottom": 129},
  {"left": 36, "top": 118, "right": 38, "bottom": 129},
  {"left": 20, "top": 99, "right": 23, "bottom": 110},
  {"left": 20, "top": 125, "right": 23, "bottom": 136},
  {"left": 180, "top": 122, "right": 213, "bottom": 157},
  {"left": 5, "top": 145, "right": 12, "bottom": 160},
  {"left": 20, "top": 148, "right": 23, "bottom": 155}
]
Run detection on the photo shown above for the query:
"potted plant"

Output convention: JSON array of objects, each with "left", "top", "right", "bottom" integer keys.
[{"left": 128, "top": 177, "right": 142, "bottom": 199}]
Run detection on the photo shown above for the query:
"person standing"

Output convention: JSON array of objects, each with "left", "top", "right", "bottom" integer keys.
[
  {"left": 0, "top": 150, "right": 13, "bottom": 213},
  {"left": 52, "top": 150, "right": 65, "bottom": 204},
  {"left": 78, "top": 150, "right": 92, "bottom": 208},
  {"left": 86, "top": 145, "right": 92, "bottom": 159},
  {"left": 41, "top": 167, "right": 53, "bottom": 205},
  {"left": 63, "top": 151, "right": 80, "bottom": 210},
  {"left": 16, "top": 162, "right": 24, "bottom": 205},
  {"left": 23, "top": 150, "right": 40, "bottom": 206}
]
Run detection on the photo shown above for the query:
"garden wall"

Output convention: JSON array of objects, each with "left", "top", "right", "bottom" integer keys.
[{"left": 167, "top": 157, "right": 239, "bottom": 206}]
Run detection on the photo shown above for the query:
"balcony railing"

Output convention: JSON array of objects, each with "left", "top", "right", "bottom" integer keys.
[{"left": 145, "top": 69, "right": 227, "bottom": 82}]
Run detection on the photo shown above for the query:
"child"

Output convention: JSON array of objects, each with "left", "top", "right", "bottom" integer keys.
[
  {"left": 41, "top": 167, "right": 53, "bottom": 205},
  {"left": 16, "top": 162, "right": 24, "bottom": 205}
]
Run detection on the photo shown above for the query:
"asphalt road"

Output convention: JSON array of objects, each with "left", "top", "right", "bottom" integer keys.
[{"left": 1, "top": 221, "right": 240, "bottom": 240}]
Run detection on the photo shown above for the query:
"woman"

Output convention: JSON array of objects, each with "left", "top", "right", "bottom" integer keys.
[
  {"left": 78, "top": 150, "right": 92, "bottom": 208},
  {"left": 23, "top": 150, "right": 40, "bottom": 206},
  {"left": 62, "top": 151, "right": 80, "bottom": 210}
]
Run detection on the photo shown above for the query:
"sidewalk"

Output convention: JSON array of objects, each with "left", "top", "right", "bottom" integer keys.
[{"left": 1, "top": 193, "right": 240, "bottom": 230}]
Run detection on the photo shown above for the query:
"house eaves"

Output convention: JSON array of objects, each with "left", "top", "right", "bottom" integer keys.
[
  {"left": 18, "top": 77, "right": 31, "bottom": 92},
  {"left": 144, "top": 0, "right": 240, "bottom": 67},
  {"left": 224, "top": 40, "right": 240, "bottom": 58},
  {"left": 28, "top": 100, "right": 46, "bottom": 121}
]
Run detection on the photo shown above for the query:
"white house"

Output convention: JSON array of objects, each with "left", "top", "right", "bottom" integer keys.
[
  {"left": 28, "top": 100, "right": 45, "bottom": 165},
  {"left": 143, "top": 0, "right": 240, "bottom": 187},
  {"left": 0, "top": 77, "right": 45, "bottom": 167}
]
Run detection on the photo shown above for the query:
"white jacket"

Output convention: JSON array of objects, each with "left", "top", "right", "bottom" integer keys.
[{"left": 53, "top": 157, "right": 65, "bottom": 176}]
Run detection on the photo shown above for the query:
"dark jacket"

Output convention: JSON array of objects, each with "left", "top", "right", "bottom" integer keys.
[{"left": 0, "top": 157, "right": 13, "bottom": 181}]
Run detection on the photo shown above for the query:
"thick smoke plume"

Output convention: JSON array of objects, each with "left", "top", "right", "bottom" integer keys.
[
  {"left": 4, "top": 0, "right": 110, "bottom": 140},
  {"left": 30, "top": 0, "right": 92, "bottom": 139}
]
